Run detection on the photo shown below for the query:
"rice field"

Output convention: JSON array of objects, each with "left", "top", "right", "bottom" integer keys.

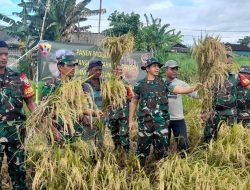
[{"left": 1, "top": 53, "right": 250, "bottom": 189}]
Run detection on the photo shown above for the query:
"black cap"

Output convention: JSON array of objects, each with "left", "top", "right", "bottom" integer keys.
[
  {"left": 0, "top": 41, "right": 8, "bottom": 48},
  {"left": 87, "top": 59, "right": 103, "bottom": 71}
]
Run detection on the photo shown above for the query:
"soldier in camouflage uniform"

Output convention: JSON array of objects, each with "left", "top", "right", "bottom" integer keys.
[
  {"left": 129, "top": 58, "right": 199, "bottom": 165},
  {"left": 203, "top": 52, "right": 249, "bottom": 143},
  {"left": 0, "top": 41, "right": 37, "bottom": 190},
  {"left": 107, "top": 65, "right": 132, "bottom": 152},
  {"left": 237, "top": 65, "right": 250, "bottom": 128},
  {"left": 42, "top": 50, "right": 86, "bottom": 143}
]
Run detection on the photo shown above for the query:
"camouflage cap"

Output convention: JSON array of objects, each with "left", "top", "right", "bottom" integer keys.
[
  {"left": 239, "top": 65, "right": 250, "bottom": 74},
  {"left": 141, "top": 57, "right": 163, "bottom": 70},
  {"left": 55, "top": 50, "right": 78, "bottom": 65},
  {"left": 162, "top": 60, "right": 179, "bottom": 69}
]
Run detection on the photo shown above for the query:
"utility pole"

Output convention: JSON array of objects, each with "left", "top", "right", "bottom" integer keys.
[{"left": 98, "top": 0, "right": 102, "bottom": 34}]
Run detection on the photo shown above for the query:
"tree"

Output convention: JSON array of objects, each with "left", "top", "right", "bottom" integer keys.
[
  {"left": 0, "top": 0, "right": 106, "bottom": 78},
  {"left": 0, "top": 0, "right": 40, "bottom": 79},
  {"left": 29, "top": 0, "right": 106, "bottom": 41},
  {"left": 136, "top": 14, "right": 182, "bottom": 61},
  {"left": 102, "top": 11, "right": 141, "bottom": 37},
  {"left": 238, "top": 36, "right": 250, "bottom": 46},
  {"left": 0, "top": 0, "right": 106, "bottom": 42}
]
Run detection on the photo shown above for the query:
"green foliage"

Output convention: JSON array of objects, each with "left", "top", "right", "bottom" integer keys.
[
  {"left": 104, "top": 12, "right": 182, "bottom": 55},
  {"left": 30, "top": 0, "right": 105, "bottom": 41},
  {"left": 237, "top": 36, "right": 250, "bottom": 45},
  {"left": 0, "top": 0, "right": 104, "bottom": 42},
  {"left": 0, "top": 3, "right": 39, "bottom": 49},
  {"left": 135, "top": 14, "right": 182, "bottom": 53},
  {"left": 18, "top": 57, "right": 33, "bottom": 79},
  {"left": 103, "top": 11, "right": 141, "bottom": 37}
]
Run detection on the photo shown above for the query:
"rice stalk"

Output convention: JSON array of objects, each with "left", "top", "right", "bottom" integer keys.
[
  {"left": 102, "top": 33, "right": 134, "bottom": 69},
  {"left": 192, "top": 36, "right": 231, "bottom": 115}
]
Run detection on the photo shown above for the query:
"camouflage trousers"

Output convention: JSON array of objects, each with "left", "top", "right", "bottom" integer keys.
[
  {"left": 0, "top": 122, "right": 28, "bottom": 190},
  {"left": 137, "top": 117, "right": 169, "bottom": 165},
  {"left": 107, "top": 117, "right": 130, "bottom": 152},
  {"left": 203, "top": 113, "right": 237, "bottom": 143}
]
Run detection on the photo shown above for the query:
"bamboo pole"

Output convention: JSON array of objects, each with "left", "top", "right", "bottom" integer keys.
[{"left": 36, "top": 0, "right": 51, "bottom": 104}]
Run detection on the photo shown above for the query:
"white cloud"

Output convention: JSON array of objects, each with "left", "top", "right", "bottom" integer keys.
[
  {"left": 0, "top": 0, "right": 19, "bottom": 14},
  {"left": 147, "top": 1, "right": 173, "bottom": 11},
  {"left": 96, "top": 0, "right": 250, "bottom": 44},
  {"left": 2, "top": 0, "right": 250, "bottom": 44},
  {"left": 0, "top": 0, "right": 17, "bottom": 7}
]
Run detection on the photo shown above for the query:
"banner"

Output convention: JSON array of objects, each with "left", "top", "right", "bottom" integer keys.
[{"left": 38, "top": 41, "right": 150, "bottom": 82}]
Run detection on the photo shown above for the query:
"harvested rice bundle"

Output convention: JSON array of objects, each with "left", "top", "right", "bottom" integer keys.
[
  {"left": 101, "top": 75, "right": 127, "bottom": 110},
  {"left": 26, "top": 77, "right": 96, "bottom": 141},
  {"left": 192, "top": 36, "right": 231, "bottom": 114},
  {"left": 101, "top": 33, "right": 134, "bottom": 110},
  {"left": 102, "top": 33, "right": 134, "bottom": 70}
]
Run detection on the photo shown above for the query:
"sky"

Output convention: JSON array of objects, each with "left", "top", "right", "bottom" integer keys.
[{"left": 1, "top": 0, "right": 250, "bottom": 45}]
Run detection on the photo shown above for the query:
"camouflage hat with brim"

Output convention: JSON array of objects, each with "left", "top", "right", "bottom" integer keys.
[
  {"left": 240, "top": 65, "right": 250, "bottom": 74},
  {"left": 141, "top": 57, "right": 163, "bottom": 70},
  {"left": 162, "top": 60, "right": 179, "bottom": 69},
  {"left": 55, "top": 50, "right": 78, "bottom": 65}
]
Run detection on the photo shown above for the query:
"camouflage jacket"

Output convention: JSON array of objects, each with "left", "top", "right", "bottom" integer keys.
[
  {"left": 134, "top": 77, "right": 174, "bottom": 121},
  {"left": 42, "top": 77, "right": 61, "bottom": 100},
  {"left": 41, "top": 78, "right": 84, "bottom": 138},
  {"left": 213, "top": 72, "right": 240, "bottom": 116},
  {"left": 237, "top": 78, "right": 250, "bottom": 120},
  {"left": 0, "top": 68, "right": 34, "bottom": 123}
]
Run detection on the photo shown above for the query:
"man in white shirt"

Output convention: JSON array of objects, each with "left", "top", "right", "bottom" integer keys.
[{"left": 163, "top": 60, "right": 198, "bottom": 157}]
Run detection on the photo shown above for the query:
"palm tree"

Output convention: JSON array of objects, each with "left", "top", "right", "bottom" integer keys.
[
  {"left": 137, "top": 14, "right": 182, "bottom": 52},
  {"left": 0, "top": 0, "right": 106, "bottom": 42},
  {"left": 29, "top": 0, "right": 106, "bottom": 41},
  {"left": 0, "top": 0, "right": 40, "bottom": 48}
]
